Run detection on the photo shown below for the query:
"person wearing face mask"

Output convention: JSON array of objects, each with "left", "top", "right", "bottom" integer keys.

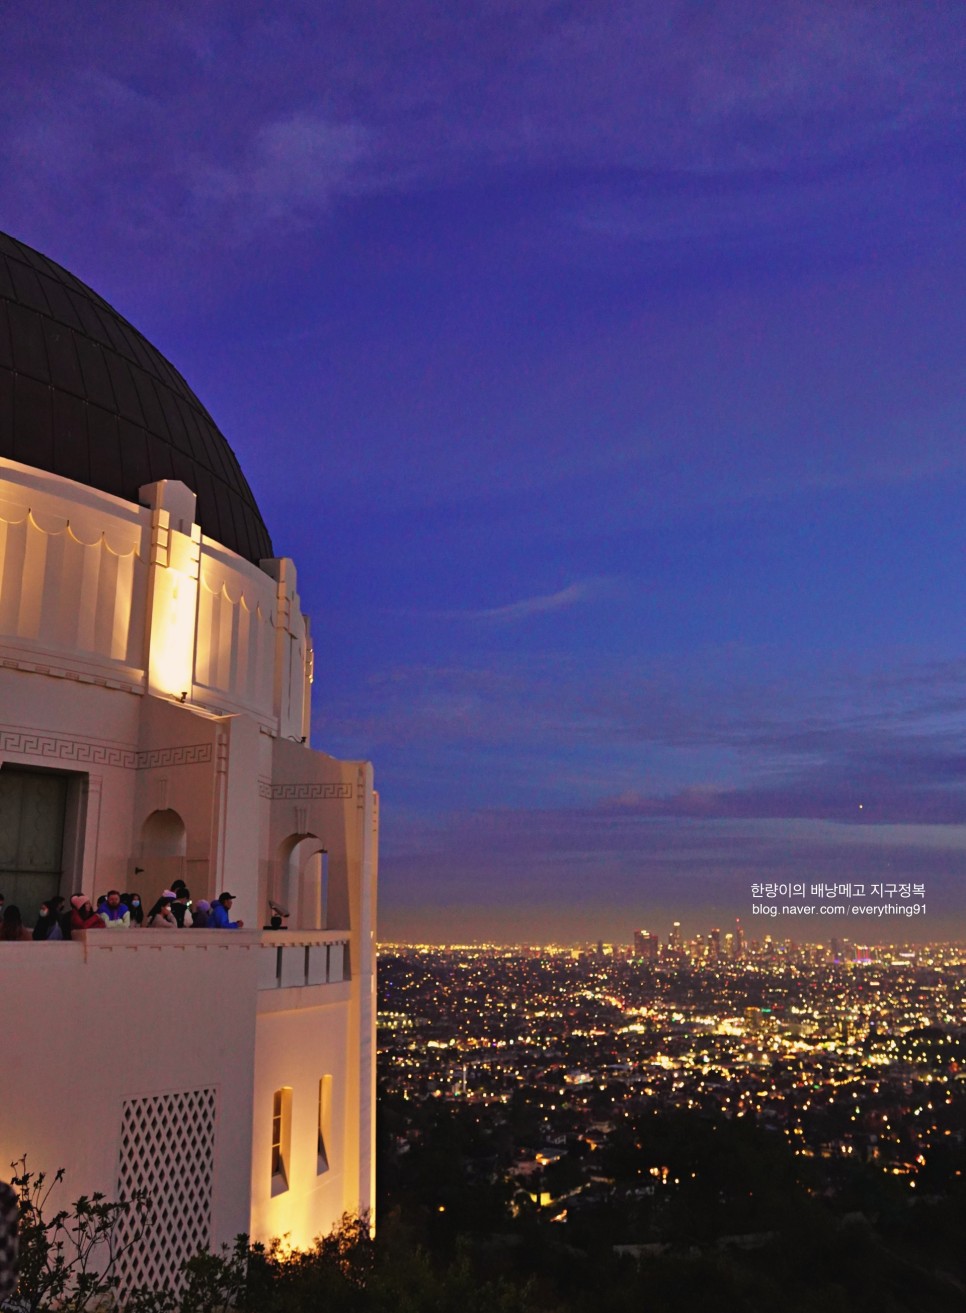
[
  {"left": 32, "top": 896, "right": 65, "bottom": 940},
  {"left": 146, "top": 894, "right": 177, "bottom": 928},
  {"left": 123, "top": 891, "right": 144, "bottom": 926}
]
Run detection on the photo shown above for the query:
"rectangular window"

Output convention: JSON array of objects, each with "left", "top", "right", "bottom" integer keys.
[
  {"left": 0, "top": 765, "right": 70, "bottom": 917},
  {"left": 271, "top": 1087, "right": 292, "bottom": 1195},
  {"left": 317, "top": 1075, "right": 332, "bottom": 1174}
]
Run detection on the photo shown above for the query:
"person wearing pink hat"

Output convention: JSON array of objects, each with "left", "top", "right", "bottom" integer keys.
[{"left": 69, "top": 895, "right": 104, "bottom": 932}]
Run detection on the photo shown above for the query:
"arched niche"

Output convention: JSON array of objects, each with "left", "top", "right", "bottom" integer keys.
[
  {"left": 275, "top": 833, "right": 329, "bottom": 930},
  {"left": 138, "top": 808, "right": 187, "bottom": 909}
]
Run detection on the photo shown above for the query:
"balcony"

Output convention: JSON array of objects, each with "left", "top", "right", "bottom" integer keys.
[
  {"left": 257, "top": 929, "right": 350, "bottom": 991},
  {"left": 3, "top": 927, "right": 350, "bottom": 995}
]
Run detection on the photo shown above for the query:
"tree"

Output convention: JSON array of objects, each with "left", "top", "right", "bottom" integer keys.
[{"left": 7, "top": 1158, "right": 149, "bottom": 1313}]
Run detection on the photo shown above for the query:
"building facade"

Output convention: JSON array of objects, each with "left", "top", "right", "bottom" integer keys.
[{"left": 0, "top": 231, "right": 376, "bottom": 1286}]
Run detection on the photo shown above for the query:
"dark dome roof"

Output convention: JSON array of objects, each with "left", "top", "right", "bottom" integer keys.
[{"left": 0, "top": 231, "right": 272, "bottom": 563}]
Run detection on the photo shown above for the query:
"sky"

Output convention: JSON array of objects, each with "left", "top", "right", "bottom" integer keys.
[{"left": 3, "top": 2, "right": 966, "bottom": 944}]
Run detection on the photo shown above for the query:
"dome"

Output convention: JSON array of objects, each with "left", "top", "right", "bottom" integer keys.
[{"left": 0, "top": 230, "right": 273, "bottom": 564}]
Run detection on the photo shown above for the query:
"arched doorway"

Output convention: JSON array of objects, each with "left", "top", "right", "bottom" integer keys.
[
  {"left": 275, "top": 834, "right": 326, "bottom": 930},
  {"left": 138, "top": 809, "right": 187, "bottom": 909}
]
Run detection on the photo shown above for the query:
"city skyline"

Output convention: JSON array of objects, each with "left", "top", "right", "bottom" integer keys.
[
  {"left": 378, "top": 933, "right": 961, "bottom": 953},
  {"left": 4, "top": 5, "right": 966, "bottom": 940}
]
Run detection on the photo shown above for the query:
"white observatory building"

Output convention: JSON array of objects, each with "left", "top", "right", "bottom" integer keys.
[{"left": 0, "top": 230, "right": 377, "bottom": 1288}]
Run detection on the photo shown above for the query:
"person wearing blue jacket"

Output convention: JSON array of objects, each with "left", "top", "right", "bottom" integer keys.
[
  {"left": 210, "top": 892, "right": 244, "bottom": 929},
  {"left": 99, "top": 890, "right": 131, "bottom": 928}
]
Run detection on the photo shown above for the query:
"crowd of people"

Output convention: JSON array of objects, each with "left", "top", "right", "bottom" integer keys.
[{"left": 0, "top": 884, "right": 245, "bottom": 940}]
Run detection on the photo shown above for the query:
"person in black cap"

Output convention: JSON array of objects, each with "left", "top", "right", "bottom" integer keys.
[{"left": 210, "top": 892, "right": 244, "bottom": 929}]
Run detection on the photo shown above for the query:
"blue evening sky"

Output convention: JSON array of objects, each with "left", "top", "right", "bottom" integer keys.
[{"left": 3, "top": 2, "right": 966, "bottom": 942}]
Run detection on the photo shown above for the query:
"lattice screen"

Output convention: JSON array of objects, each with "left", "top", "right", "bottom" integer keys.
[{"left": 114, "top": 1088, "right": 217, "bottom": 1293}]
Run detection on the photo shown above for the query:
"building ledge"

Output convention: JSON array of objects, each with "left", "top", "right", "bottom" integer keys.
[
  {"left": 257, "top": 980, "right": 352, "bottom": 1013},
  {"left": 260, "top": 929, "right": 350, "bottom": 946},
  {"left": 75, "top": 928, "right": 263, "bottom": 953},
  {"left": 258, "top": 934, "right": 349, "bottom": 991}
]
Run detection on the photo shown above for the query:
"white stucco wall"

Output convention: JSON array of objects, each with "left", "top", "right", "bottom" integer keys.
[
  {"left": 0, "top": 455, "right": 377, "bottom": 1266},
  {"left": 252, "top": 982, "right": 354, "bottom": 1247},
  {"left": 0, "top": 932, "right": 259, "bottom": 1248}
]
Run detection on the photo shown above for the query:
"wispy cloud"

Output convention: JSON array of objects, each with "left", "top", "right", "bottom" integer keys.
[
  {"left": 596, "top": 772, "right": 966, "bottom": 826},
  {"left": 460, "top": 581, "right": 591, "bottom": 625},
  {"left": 393, "top": 581, "right": 602, "bottom": 627},
  {"left": 185, "top": 110, "right": 375, "bottom": 240},
  {"left": 379, "top": 803, "right": 966, "bottom": 942},
  {"left": 5, "top": 2, "right": 965, "bottom": 259},
  {"left": 321, "top": 644, "right": 966, "bottom": 823}
]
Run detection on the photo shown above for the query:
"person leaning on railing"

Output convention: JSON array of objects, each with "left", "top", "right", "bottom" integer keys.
[
  {"left": 210, "top": 892, "right": 244, "bottom": 929},
  {"left": 69, "top": 895, "right": 104, "bottom": 932},
  {"left": 33, "top": 896, "right": 66, "bottom": 940},
  {"left": 192, "top": 899, "right": 212, "bottom": 928},
  {"left": 99, "top": 890, "right": 131, "bottom": 928},
  {"left": 123, "top": 891, "right": 144, "bottom": 925},
  {"left": 170, "top": 888, "right": 193, "bottom": 927},
  {"left": 145, "top": 894, "right": 178, "bottom": 928},
  {"left": 0, "top": 906, "right": 31, "bottom": 941}
]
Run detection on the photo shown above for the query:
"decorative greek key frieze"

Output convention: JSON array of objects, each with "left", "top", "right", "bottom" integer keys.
[
  {"left": 269, "top": 782, "right": 353, "bottom": 800},
  {"left": 0, "top": 728, "right": 137, "bottom": 768},
  {"left": 135, "top": 743, "right": 213, "bottom": 770},
  {"left": 0, "top": 728, "right": 214, "bottom": 772}
]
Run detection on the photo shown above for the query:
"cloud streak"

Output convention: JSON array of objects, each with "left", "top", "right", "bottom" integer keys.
[
  {"left": 4, "top": 2, "right": 965, "bottom": 258},
  {"left": 321, "top": 645, "right": 966, "bottom": 841},
  {"left": 457, "top": 581, "right": 592, "bottom": 625},
  {"left": 598, "top": 775, "right": 966, "bottom": 826}
]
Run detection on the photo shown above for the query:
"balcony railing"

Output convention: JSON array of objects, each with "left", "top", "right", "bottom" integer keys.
[
  {"left": 2, "top": 927, "right": 351, "bottom": 992},
  {"left": 258, "top": 929, "right": 350, "bottom": 990}
]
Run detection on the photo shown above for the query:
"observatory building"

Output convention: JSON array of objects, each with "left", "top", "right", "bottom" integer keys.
[{"left": 0, "top": 230, "right": 377, "bottom": 1286}]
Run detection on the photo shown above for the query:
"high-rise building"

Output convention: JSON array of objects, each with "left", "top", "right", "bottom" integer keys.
[
  {"left": 0, "top": 230, "right": 377, "bottom": 1283},
  {"left": 710, "top": 927, "right": 721, "bottom": 959},
  {"left": 633, "top": 928, "right": 659, "bottom": 960}
]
